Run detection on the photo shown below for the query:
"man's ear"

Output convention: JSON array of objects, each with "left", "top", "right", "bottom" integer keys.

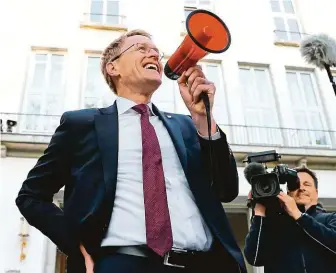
[{"left": 106, "top": 62, "right": 119, "bottom": 77}]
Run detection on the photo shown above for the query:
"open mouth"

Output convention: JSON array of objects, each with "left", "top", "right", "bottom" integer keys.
[{"left": 143, "top": 63, "right": 159, "bottom": 73}]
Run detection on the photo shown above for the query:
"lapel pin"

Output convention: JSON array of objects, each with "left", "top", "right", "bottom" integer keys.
[{"left": 167, "top": 115, "right": 172, "bottom": 118}]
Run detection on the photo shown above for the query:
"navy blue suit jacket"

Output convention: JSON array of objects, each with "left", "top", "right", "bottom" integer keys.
[{"left": 16, "top": 102, "right": 247, "bottom": 273}]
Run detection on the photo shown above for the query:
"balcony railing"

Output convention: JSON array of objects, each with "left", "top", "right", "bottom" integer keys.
[
  {"left": 82, "top": 13, "right": 127, "bottom": 26},
  {"left": 1, "top": 112, "right": 336, "bottom": 149}
]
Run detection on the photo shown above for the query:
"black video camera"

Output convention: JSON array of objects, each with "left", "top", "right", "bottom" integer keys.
[{"left": 244, "top": 150, "right": 300, "bottom": 214}]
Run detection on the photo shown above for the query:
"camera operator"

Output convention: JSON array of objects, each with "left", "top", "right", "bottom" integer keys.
[{"left": 244, "top": 166, "right": 336, "bottom": 273}]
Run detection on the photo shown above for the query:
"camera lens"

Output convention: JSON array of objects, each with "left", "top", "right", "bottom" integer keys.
[{"left": 255, "top": 180, "right": 277, "bottom": 197}]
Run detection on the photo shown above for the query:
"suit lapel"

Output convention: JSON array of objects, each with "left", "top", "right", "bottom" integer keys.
[
  {"left": 153, "top": 105, "right": 187, "bottom": 172},
  {"left": 94, "top": 102, "right": 118, "bottom": 191},
  {"left": 94, "top": 102, "right": 188, "bottom": 188}
]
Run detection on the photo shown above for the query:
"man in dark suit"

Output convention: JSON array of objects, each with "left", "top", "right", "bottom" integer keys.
[{"left": 16, "top": 29, "right": 247, "bottom": 273}]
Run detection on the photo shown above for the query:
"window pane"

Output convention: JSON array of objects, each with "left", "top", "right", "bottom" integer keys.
[
  {"left": 300, "top": 73, "right": 317, "bottom": 107},
  {"left": 49, "top": 55, "right": 64, "bottom": 91},
  {"left": 106, "top": 0, "right": 119, "bottom": 24},
  {"left": 84, "top": 56, "right": 111, "bottom": 108},
  {"left": 23, "top": 53, "right": 65, "bottom": 132},
  {"left": 84, "top": 97, "right": 100, "bottom": 108},
  {"left": 274, "top": 17, "right": 288, "bottom": 41},
  {"left": 35, "top": 54, "right": 47, "bottom": 62},
  {"left": 254, "top": 69, "right": 270, "bottom": 103},
  {"left": 245, "top": 108, "right": 260, "bottom": 126},
  {"left": 283, "top": 0, "right": 294, "bottom": 14},
  {"left": 85, "top": 58, "right": 102, "bottom": 96},
  {"left": 152, "top": 75, "right": 176, "bottom": 112},
  {"left": 286, "top": 72, "right": 301, "bottom": 106},
  {"left": 90, "top": 0, "right": 103, "bottom": 23},
  {"left": 45, "top": 95, "right": 62, "bottom": 114},
  {"left": 263, "top": 108, "right": 277, "bottom": 127},
  {"left": 309, "top": 112, "right": 327, "bottom": 145},
  {"left": 199, "top": 0, "right": 211, "bottom": 8},
  {"left": 293, "top": 111, "right": 307, "bottom": 129},
  {"left": 309, "top": 112, "right": 323, "bottom": 130},
  {"left": 206, "top": 64, "right": 228, "bottom": 124},
  {"left": 31, "top": 62, "right": 47, "bottom": 90},
  {"left": 184, "top": 9, "right": 193, "bottom": 19},
  {"left": 239, "top": 68, "right": 255, "bottom": 105},
  {"left": 270, "top": 0, "right": 281, "bottom": 12},
  {"left": 184, "top": 0, "right": 196, "bottom": 7},
  {"left": 26, "top": 96, "right": 42, "bottom": 114},
  {"left": 288, "top": 19, "right": 301, "bottom": 41}
]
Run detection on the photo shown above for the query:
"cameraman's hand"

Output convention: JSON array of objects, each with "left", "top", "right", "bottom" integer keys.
[
  {"left": 277, "top": 192, "right": 302, "bottom": 220},
  {"left": 248, "top": 190, "right": 266, "bottom": 216},
  {"left": 254, "top": 203, "right": 266, "bottom": 216}
]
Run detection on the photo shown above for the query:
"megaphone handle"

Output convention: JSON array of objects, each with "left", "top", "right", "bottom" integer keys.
[
  {"left": 324, "top": 64, "right": 336, "bottom": 97},
  {"left": 200, "top": 92, "right": 214, "bottom": 187}
]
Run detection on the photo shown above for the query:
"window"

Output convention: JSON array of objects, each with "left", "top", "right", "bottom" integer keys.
[
  {"left": 270, "top": 0, "right": 301, "bottom": 42},
  {"left": 152, "top": 62, "right": 177, "bottom": 113},
  {"left": 286, "top": 71, "right": 329, "bottom": 146},
  {"left": 82, "top": 56, "right": 116, "bottom": 108},
  {"left": 89, "top": 0, "right": 122, "bottom": 25},
  {"left": 239, "top": 66, "right": 282, "bottom": 145},
  {"left": 183, "top": 0, "right": 213, "bottom": 20},
  {"left": 201, "top": 63, "right": 228, "bottom": 125},
  {"left": 21, "top": 52, "right": 66, "bottom": 133},
  {"left": 154, "top": 62, "right": 227, "bottom": 122}
]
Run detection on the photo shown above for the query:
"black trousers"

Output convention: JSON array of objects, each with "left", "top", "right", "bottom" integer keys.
[{"left": 93, "top": 252, "right": 224, "bottom": 273}]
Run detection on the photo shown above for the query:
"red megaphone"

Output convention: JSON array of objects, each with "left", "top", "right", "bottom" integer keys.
[{"left": 164, "top": 9, "right": 231, "bottom": 80}]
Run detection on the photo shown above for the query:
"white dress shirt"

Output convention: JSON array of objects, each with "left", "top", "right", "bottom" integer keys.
[{"left": 101, "top": 96, "right": 217, "bottom": 251}]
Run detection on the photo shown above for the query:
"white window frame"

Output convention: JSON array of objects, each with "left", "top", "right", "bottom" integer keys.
[
  {"left": 184, "top": 0, "right": 213, "bottom": 9},
  {"left": 21, "top": 50, "right": 67, "bottom": 134},
  {"left": 238, "top": 65, "right": 282, "bottom": 146},
  {"left": 89, "top": 0, "right": 123, "bottom": 25},
  {"left": 158, "top": 61, "right": 227, "bottom": 119},
  {"left": 270, "top": 0, "right": 302, "bottom": 42},
  {"left": 182, "top": 0, "right": 213, "bottom": 29},
  {"left": 286, "top": 70, "right": 331, "bottom": 147},
  {"left": 81, "top": 54, "right": 116, "bottom": 109},
  {"left": 199, "top": 62, "right": 229, "bottom": 125}
]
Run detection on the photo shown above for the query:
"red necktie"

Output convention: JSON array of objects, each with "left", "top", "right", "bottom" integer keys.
[{"left": 132, "top": 104, "right": 173, "bottom": 256}]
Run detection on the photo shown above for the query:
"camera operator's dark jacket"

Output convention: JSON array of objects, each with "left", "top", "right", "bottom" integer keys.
[{"left": 244, "top": 204, "right": 336, "bottom": 273}]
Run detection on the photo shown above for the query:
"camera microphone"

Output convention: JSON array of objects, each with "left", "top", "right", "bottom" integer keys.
[
  {"left": 300, "top": 33, "right": 336, "bottom": 96},
  {"left": 244, "top": 162, "right": 266, "bottom": 184}
]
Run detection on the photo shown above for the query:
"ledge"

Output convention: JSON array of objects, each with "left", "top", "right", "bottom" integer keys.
[
  {"left": 2, "top": 136, "right": 336, "bottom": 169},
  {"left": 80, "top": 22, "right": 128, "bottom": 32},
  {"left": 31, "top": 46, "right": 68, "bottom": 52},
  {"left": 274, "top": 41, "right": 300, "bottom": 48}
]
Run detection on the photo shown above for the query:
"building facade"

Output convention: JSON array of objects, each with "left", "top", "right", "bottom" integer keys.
[{"left": 1, "top": 0, "right": 336, "bottom": 272}]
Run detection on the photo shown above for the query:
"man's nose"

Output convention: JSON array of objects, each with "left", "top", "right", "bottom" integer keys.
[
  {"left": 298, "top": 182, "right": 305, "bottom": 191},
  {"left": 147, "top": 49, "right": 159, "bottom": 59}
]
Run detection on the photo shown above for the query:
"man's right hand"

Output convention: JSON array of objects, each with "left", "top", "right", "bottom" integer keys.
[
  {"left": 248, "top": 190, "right": 266, "bottom": 216},
  {"left": 254, "top": 203, "right": 266, "bottom": 216},
  {"left": 80, "top": 244, "right": 94, "bottom": 273}
]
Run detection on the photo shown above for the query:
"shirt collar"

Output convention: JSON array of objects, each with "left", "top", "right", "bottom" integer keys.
[{"left": 116, "top": 96, "right": 155, "bottom": 116}]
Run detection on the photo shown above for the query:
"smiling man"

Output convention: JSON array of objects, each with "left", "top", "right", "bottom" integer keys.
[
  {"left": 244, "top": 166, "right": 336, "bottom": 273},
  {"left": 16, "top": 29, "right": 247, "bottom": 273}
]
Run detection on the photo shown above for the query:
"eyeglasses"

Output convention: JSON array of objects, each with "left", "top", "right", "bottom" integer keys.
[{"left": 110, "top": 43, "right": 164, "bottom": 62}]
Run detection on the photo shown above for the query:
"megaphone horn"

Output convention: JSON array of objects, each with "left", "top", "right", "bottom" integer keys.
[{"left": 164, "top": 9, "right": 231, "bottom": 80}]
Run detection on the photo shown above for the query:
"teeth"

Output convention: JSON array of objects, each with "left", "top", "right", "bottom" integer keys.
[{"left": 144, "top": 64, "right": 158, "bottom": 71}]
